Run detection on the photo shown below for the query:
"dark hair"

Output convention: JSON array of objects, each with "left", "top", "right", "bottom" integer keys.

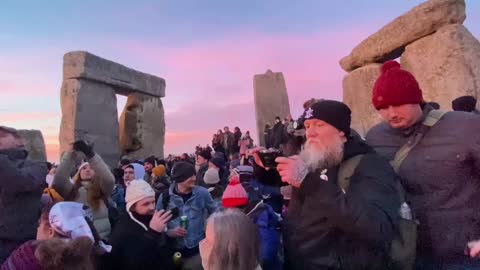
[
  {"left": 144, "top": 156, "right": 156, "bottom": 166},
  {"left": 46, "top": 162, "right": 53, "bottom": 171},
  {"left": 452, "top": 96, "right": 477, "bottom": 112},
  {"left": 112, "top": 168, "right": 125, "bottom": 187},
  {"left": 197, "top": 148, "right": 212, "bottom": 161},
  {"left": 124, "top": 164, "right": 134, "bottom": 170},
  {"left": 120, "top": 159, "right": 131, "bottom": 166},
  {"left": 157, "top": 159, "right": 167, "bottom": 167},
  {"left": 36, "top": 237, "right": 94, "bottom": 270}
]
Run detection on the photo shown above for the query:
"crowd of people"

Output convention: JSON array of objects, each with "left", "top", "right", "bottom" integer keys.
[{"left": 1, "top": 60, "right": 480, "bottom": 270}]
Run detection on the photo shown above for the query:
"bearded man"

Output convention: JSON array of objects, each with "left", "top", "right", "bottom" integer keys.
[{"left": 253, "top": 100, "right": 400, "bottom": 270}]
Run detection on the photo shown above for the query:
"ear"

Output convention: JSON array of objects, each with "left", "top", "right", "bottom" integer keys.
[
  {"left": 339, "top": 131, "right": 348, "bottom": 143},
  {"left": 48, "top": 227, "right": 55, "bottom": 238}
]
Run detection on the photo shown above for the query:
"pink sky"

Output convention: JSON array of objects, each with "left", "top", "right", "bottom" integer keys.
[{"left": 2, "top": 1, "right": 479, "bottom": 162}]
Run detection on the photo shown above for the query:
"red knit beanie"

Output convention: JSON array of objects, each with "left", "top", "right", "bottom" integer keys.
[
  {"left": 222, "top": 176, "right": 248, "bottom": 208},
  {"left": 372, "top": 61, "right": 424, "bottom": 110}
]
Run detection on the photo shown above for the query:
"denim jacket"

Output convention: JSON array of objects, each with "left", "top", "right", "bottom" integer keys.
[{"left": 156, "top": 185, "right": 218, "bottom": 249}]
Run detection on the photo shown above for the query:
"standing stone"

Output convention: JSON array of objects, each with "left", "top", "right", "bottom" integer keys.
[
  {"left": 343, "top": 64, "right": 382, "bottom": 136},
  {"left": 63, "top": 51, "right": 165, "bottom": 98},
  {"left": 59, "top": 79, "right": 120, "bottom": 167},
  {"left": 340, "top": 0, "right": 466, "bottom": 72},
  {"left": 119, "top": 93, "right": 165, "bottom": 160},
  {"left": 253, "top": 70, "right": 291, "bottom": 147},
  {"left": 17, "top": 129, "right": 47, "bottom": 161},
  {"left": 401, "top": 24, "right": 480, "bottom": 110}
]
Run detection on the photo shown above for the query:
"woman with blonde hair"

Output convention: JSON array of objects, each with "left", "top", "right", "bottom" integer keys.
[
  {"left": 52, "top": 140, "right": 115, "bottom": 240},
  {"left": 199, "top": 209, "right": 261, "bottom": 270}
]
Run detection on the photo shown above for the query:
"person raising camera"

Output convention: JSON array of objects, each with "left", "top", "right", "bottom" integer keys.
[
  {"left": 251, "top": 100, "right": 400, "bottom": 270},
  {"left": 52, "top": 140, "right": 115, "bottom": 240}
]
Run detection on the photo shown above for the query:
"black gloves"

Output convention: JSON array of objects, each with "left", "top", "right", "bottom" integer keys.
[{"left": 73, "top": 140, "right": 95, "bottom": 159}]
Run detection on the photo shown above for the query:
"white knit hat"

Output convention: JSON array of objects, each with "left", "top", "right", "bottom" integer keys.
[
  {"left": 126, "top": 180, "right": 156, "bottom": 212},
  {"left": 204, "top": 168, "right": 220, "bottom": 185}
]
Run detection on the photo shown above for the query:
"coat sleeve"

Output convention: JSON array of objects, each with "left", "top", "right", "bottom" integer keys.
[
  {"left": 299, "top": 153, "right": 400, "bottom": 245},
  {"left": 89, "top": 154, "right": 115, "bottom": 197},
  {"left": 0, "top": 155, "right": 47, "bottom": 192},
  {"left": 52, "top": 151, "right": 77, "bottom": 198},
  {"left": 204, "top": 190, "right": 218, "bottom": 215}
]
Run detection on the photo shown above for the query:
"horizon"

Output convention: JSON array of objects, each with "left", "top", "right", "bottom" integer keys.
[{"left": 1, "top": 0, "right": 479, "bottom": 162}]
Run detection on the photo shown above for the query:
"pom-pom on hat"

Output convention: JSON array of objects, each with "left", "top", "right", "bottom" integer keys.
[
  {"left": 372, "top": 60, "right": 424, "bottom": 110},
  {"left": 222, "top": 176, "right": 248, "bottom": 208}
]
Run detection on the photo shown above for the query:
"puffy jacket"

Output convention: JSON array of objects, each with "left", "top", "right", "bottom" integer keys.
[
  {"left": 0, "top": 149, "right": 47, "bottom": 264},
  {"left": 282, "top": 137, "right": 400, "bottom": 270},
  {"left": 366, "top": 106, "right": 480, "bottom": 263},
  {"left": 246, "top": 200, "right": 282, "bottom": 270},
  {"left": 52, "top": 152, "right": 115, "bottom": 240}
]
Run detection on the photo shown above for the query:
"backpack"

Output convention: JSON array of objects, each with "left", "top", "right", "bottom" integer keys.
[{"left": 338, "top": 109, "right": 446, "bottom": 270}]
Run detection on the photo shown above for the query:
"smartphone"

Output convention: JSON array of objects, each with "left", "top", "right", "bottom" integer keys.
[{"left": 170, "top": 207, "right": 180, "bottom": 220}]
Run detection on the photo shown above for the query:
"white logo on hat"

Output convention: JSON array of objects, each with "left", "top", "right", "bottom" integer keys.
[{"left": 305, "top": 108, "right": 314, "bottom": 119}]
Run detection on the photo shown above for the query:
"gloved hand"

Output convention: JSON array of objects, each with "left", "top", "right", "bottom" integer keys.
[{"left": 73, "top": 140, "right": 95, "bottom": 159}]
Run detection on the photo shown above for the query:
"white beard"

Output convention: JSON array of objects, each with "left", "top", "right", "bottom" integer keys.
[{"left": 300, "top": 137, "right": 344, "bottom": 172}]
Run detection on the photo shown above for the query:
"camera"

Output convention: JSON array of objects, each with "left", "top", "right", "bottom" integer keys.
[{"left": 258, "top": 148, "right": 283, "bottom": 168}]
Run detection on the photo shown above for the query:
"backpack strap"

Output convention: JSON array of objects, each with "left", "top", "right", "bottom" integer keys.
[
  {"left": 390, "top": 109, "right": 446, "bottom": 174},
  {"left": 338, "top": 154, "right": 365, "bottom": 193}
]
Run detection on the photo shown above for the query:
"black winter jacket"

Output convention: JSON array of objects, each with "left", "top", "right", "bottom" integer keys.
[
  {"left": 283, "top": 137, "right": 400, "bottom": 270},
  {"left": 105, "top": 214, "right": 174, "bottom": 270}
]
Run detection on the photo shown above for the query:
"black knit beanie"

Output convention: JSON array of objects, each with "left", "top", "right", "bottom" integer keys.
[
  {"left": 171, "top": 162, "right": 196, "bottom": 183},
  {"left": 302, "top": 100, "right": 351, "bottom": 136}
]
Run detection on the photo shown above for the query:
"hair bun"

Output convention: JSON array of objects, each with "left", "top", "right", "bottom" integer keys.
[{"left": 381, "top": 60, "right": 401, "bottom": 73}]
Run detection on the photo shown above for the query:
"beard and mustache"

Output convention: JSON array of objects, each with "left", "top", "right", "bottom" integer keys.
[{"left": 299, "top": 135, "right": 345, "bottom": 172}]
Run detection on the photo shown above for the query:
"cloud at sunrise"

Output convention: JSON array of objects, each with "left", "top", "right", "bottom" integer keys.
[{"left": 1, "top": 0, "right": 479, "bottom": 162}]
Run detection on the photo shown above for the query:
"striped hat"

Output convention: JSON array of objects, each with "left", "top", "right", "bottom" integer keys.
[{"left": 222, "top": 176, "right": 248, "bottom": 208}]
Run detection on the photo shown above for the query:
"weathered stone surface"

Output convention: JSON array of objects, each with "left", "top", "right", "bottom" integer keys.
[
  {"left": 59, "top": 79, "right": 120, "bottom": 167},
  {"left": 401, "top": 24, "right": 480, "bottom": 110},
  {"left": 17, "top": 129, "right": 47, "bottom": 161},
  {"left": 340, "top": 0, "right": 466, "bottom": 72},
  {"left": 63, "top": 51, "right": 166, "bottom": 97},
  {"left": 343, "top": 64, "right": 382, "bottom": 136},
  {"left": 119, "top": 93, "right": 165, "bottom": 160},
  {"left": 253, "top": 70, "right": 291, "bottom": 147}
]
